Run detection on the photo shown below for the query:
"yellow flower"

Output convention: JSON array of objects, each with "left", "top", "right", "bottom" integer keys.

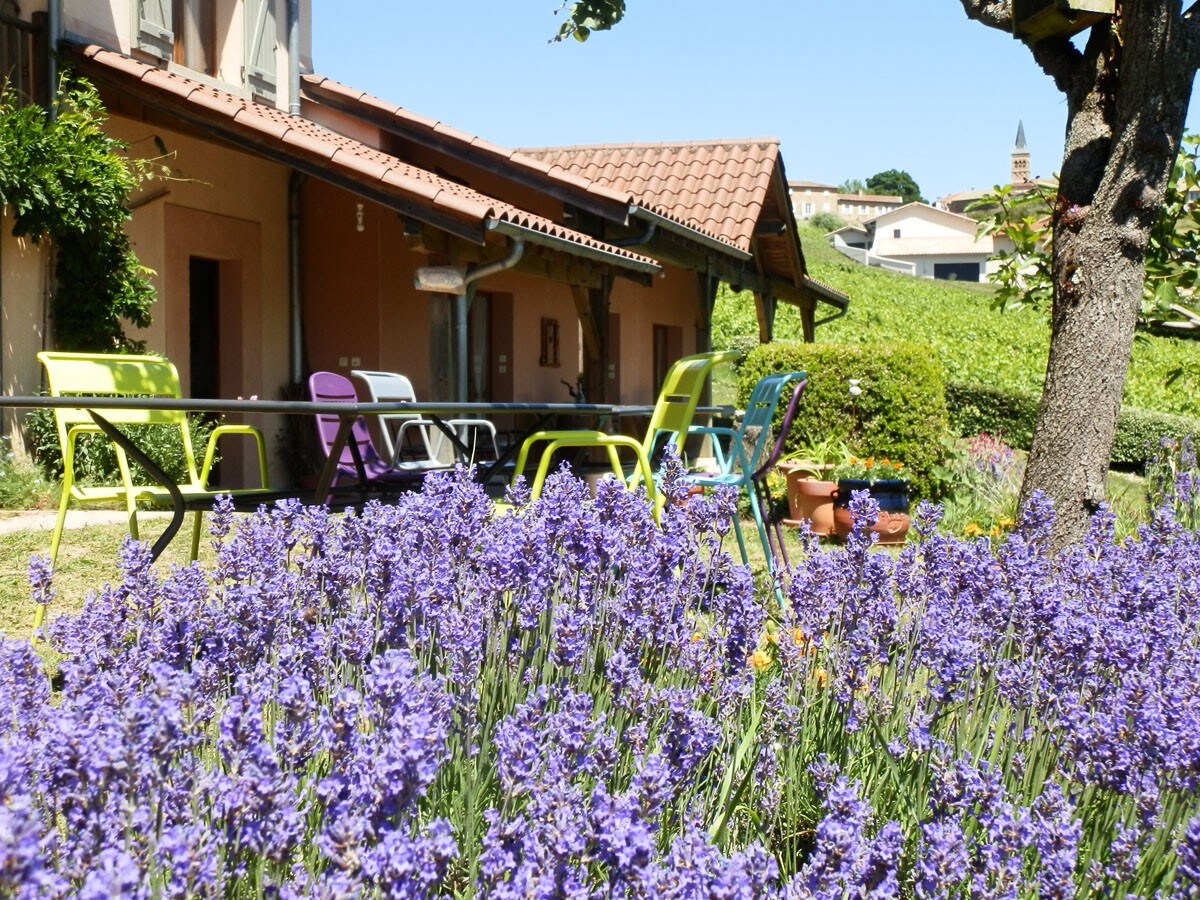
[
  {"left": 765, "top": 632, "right": 779, "bottom": 646},
  {"left": 813, "top": 668, "right": 828, "bottom": 689},
  {"left": 964, "top": 522, "right": 984, "bottom": 537},
  {"left": 998, "top": 517, "right": 1015, "bottom": 528},
  {"left": 749, "top": 650, "right": 772, "bottom": 672}
]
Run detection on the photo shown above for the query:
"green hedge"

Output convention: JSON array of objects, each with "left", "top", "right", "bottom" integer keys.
[
  {"left": 946, "top": 381, "right": 1200, "bottom": 468},
  {"left": 738, "top": 342, "right": 950, "bottom": 499}
]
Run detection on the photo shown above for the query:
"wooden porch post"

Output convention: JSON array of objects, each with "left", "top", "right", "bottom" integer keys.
[{"left": 753, "top": 291, "right": 777, "bottom": 344}]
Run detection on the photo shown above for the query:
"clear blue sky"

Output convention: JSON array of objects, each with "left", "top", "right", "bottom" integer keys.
[{"left": 312, "top": 2, "right": 1199, "bottom": 203}]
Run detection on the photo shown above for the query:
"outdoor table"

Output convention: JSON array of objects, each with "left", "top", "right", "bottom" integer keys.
[{"left": 0, "top": 395, "right": 727, "bottom": 561}]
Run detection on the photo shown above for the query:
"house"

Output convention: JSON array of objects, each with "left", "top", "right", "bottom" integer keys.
[
  {"left": 0, "top": 1, "right": 847, "bottom": 486},
  {"left": 788, "top": 181, "right": 904, "bottom": 224},
  {"left": 829, "top": 202, "right": 1014, "bottom": 282}
]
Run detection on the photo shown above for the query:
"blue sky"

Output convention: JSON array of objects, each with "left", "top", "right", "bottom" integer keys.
[{"left": 311, "top": 2, "right": 1199, "bottom": 202}]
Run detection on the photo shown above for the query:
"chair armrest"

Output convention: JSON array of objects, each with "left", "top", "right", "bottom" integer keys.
[
  {"left": 512, "top": 429, "right": 606, "bottom": 480},
  {"left": 200, "top": 425, "right": 271, "bottom": 490}
]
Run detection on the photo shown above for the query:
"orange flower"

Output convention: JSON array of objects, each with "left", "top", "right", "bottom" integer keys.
[
  {"left": 749, "top": 650, "right": 772, "bottom": 672},
  {"left": 813, "top": 668, "right": 828, "bottom": 689},
  {"left": 964, "top": 522, "right": 984, "bottom": 537}
]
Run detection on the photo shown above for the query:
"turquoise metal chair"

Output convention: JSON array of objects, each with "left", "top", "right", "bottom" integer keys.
[
  {"left": 511, "top": 350, "right": 740, "bottom": 514},
  {"left": 685, "top": 371, "right": 808, "bottom": 576}
]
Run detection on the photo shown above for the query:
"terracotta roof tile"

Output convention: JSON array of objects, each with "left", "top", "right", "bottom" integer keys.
[
  {"left": 518, "top": 140, "right": 782, "bottom": 252},
  {"left": 74, "top": 45, "right": 657, "bottom": 274}
]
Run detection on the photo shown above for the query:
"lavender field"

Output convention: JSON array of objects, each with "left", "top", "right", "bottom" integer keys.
[{"left": 2, "top": 448, "right": 1199, "bottom": 897}]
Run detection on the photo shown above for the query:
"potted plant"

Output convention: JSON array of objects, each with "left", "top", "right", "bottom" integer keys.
[
  {"left": 777, "top": 438, "right": 848, "bottom": 537},
  {"left": 830, "top": 456, "right": 911, "bottom": 545}
]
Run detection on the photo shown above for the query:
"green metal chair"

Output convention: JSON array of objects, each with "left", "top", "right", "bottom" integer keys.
[
  {"left": 685, "top": 371, "right": 808, "bottom": 576},
  {"left": 37, "top": 352, "right": 271, "bottom": 627},
  {"left": 511, "top": 350, "right": 740, "bottom": 512}
]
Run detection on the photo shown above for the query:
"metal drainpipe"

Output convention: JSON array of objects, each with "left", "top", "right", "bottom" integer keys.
[
  {"left": 46, "top": 0, "right": 60, "bottom": 116},
  {"left": 453, "top": 239, "right": 524, "bottom": 402},
  {"left": 287, "top": 0, "right": 301, "bottom": 117},
  {"left": 288, "top": 172, "right": 306, "bottom": 384}
]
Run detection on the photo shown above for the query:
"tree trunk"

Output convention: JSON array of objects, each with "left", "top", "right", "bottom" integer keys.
[{"left": 1006, "top": 1, "right": 1198, "bottom": 549}]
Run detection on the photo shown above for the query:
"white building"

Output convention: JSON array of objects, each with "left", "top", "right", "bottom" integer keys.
[{"left": 829, "top": 203, "right": 1014, "bottom": 282}]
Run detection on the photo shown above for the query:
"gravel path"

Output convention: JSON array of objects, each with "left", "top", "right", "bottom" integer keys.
[{"left": 0, "top": 510, "right": 172, "bottom": 535}]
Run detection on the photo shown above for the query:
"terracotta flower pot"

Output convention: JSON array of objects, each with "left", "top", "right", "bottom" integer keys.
[
  {"left": 782, "top": 469, "right": 837, "bottom": 537},
  {"left": 832, "top": 478, "right": 911, "bottom": 545}
]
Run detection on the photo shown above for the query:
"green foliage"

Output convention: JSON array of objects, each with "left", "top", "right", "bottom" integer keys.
[
  {"left": 837, "top": 178, "right": 864, "bottom": 194},
  {"left": 866, "top": 168, "right": 923, "bottom": 203},
  {"left": 1146, "top": 435, "right": 1199, "bottom": 531},
  {"left": 808, "top": 211, "right": 846, "bottom": 233},
  {"left": 554, "top": 0, "right": 625, "bottom": 41},
  {"left": 736, "top": 342, "right": 950, "bottom": 499},
  {"left": 24, "top": 405, "right": 221, "bottom": 485},
  {"left": 972, "top": 136, "right": 1200, "bottom": 335},
  {"left": 970, "top": 182, "right": 1056, "bottom": 313},
  {"left": 0, "top": 436, "right": 56, "bottom": 509},
  {"left": 945, "top": 381, "right": 1200, "bottom": 467},
  {"left": 0, "top": 76, "right": 156, "bottom": 350}
]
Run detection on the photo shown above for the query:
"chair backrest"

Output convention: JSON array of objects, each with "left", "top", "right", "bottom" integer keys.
[
  {"left": 38, "top": 351, "right": 201, "bottom": 483},
  {"left": 307, "top": 371, "right": 385, "bottom": 467},
  {"left": 641, "top": 350, "right": 741, "bottom": 459},
  {"left": 350, "top": 370, "right": 418, "bottom": 405},
  {"left": 350, "top": 368, "right": 434, "bottom": 461},
  {"left": 738, "top": 372, "right": 807, "bottom": 475}
]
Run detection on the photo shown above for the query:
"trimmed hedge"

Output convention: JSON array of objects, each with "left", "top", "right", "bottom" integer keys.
[
  {"left": 739, "top": 342, "right": 950, "bottom": 499},
  {"left": 946, "top": 381, "right": 1200, "bottom": 468}
]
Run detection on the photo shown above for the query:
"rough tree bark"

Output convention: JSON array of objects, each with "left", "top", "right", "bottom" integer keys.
[{"left": 960, "top": 0, "right": 1200, "bottom": 550}]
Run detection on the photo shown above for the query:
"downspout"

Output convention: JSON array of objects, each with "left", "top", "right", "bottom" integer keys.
[
  {"left": 288, "top": 172, "right": 306, "bottom": 384},
  {"left": 46, "top": 0, "right": 60, "bottom": 114},
  {"left": 454, "top": 238, "right": 524, "bottom": 402},
  {"left": 286, "top": 0, "right": 301, "bottom": 116}
]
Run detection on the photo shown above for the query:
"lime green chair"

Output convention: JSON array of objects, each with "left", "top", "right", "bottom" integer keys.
[
  {"left": 511, "top": 350, "right": 740, "bottom": 511},
  {"left": 37, "top": 352, "right": 271, "bottom": 614}
]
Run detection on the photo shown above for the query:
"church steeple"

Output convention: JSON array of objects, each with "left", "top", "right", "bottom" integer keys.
[{"left": 1011, "top": 120, "right": 1031, "bottom": 185}]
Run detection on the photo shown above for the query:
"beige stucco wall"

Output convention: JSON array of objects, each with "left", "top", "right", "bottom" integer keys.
[
  {"left": 611, "top": 265, "right": 698, "bottom": 405},
  {"left": 112, "top": 115, "right": 292, "bottom": 484},
  {"left": 0, "top": 217, "right": 48, "bottom": 451}
]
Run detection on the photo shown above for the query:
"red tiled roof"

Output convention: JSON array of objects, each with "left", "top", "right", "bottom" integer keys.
[
  {"left": 302, "top": 75, "right": 747, "bottom": 255},
  {"left": 517, "top": 140, "right": 783, "bottom": 253},
  {"left": 73, "top": 45, "right": 659, "bottom": 274}
]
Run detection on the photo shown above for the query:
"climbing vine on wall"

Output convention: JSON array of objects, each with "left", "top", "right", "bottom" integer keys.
[{"left": 0, "top": 74, "right": 156, "bottom": 350}]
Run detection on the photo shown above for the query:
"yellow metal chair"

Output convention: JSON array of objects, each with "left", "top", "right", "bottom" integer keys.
[
  {"left": 37, "top": 352, "right": 271, "bottom": 627},
  {"left": 511, "top": 350, "right": 740, "bottom": 511}
]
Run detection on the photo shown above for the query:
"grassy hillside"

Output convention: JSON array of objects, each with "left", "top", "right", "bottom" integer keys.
[{"left": 713, "top": 223, "right": 1198, "bottom": 417}]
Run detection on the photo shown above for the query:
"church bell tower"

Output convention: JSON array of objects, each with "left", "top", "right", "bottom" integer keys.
[{"left": 1012, "top": 121, "right": 1031, "bottom": 185}]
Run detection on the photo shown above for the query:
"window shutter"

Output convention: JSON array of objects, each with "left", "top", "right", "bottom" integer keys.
[
  {"left": 245, "top": 0, "right": 277, "bottom": 102},
  {"left": 136, "top": 0, "right": 174, "bottom": 59}
]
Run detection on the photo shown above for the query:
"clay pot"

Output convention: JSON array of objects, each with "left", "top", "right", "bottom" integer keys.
[
  {"left": 782, "top": 468, "right": 837, "bottom": 537},
  {"left": 832, "top": 478, "right": 911, "bottom": 545}
]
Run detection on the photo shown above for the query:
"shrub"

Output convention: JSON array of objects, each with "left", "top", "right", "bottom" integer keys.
[
  {"left": 737, "top": 342, "right": 951, "bottom": 499},
  {"left": 946, "top": 381, "right": 1200, "bottom": 467},
  {"left": 24, "top": 405, "right": 221, "bottom": 485},
  {"left": 0, "top": 436, "right": 55, "bottom": 509},
  {"left": 808, "top": 211, "right": 846, "bottom": 233}
]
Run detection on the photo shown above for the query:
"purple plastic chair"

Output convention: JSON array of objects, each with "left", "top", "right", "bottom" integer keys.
[{"left": 307, "top": 371, "right": 446, "bottom": 492}]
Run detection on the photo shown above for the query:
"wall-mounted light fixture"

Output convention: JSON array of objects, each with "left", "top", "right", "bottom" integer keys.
[{"left": 355, "top": 203, "right": 365, "bottom": 233}]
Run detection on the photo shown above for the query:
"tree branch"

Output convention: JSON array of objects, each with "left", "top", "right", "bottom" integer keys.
[
  {"left": 958, "top": 0, "right": 1013, "bottom": 31},
  {"left": 960, "top": 0, "right": 1084, "bottom": 94}
]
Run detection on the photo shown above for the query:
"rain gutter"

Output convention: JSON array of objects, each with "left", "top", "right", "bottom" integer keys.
[
  {"left": 628, "top": 205, "right": 752, "bottom": 261},
  {"left": 487, "top": 218, "right": 660, "bottom": 276}
]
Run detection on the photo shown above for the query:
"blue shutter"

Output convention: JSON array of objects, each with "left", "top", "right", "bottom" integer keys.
[
  {"left": 245, "top": 0, "right": 277, "bottom": 102},
  {"left": 137, "top": 0, "right": 174, "bottom": 59}
]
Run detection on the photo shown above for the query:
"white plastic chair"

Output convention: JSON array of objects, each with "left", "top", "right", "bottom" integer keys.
[{"left": 350, "top": 370, "right": 500, "bottom": 466}]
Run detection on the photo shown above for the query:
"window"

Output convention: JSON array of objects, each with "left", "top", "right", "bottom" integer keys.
[
  {"left": 174, "top": 0, "right": 215, "bottom": 74},
  {"left": 893, "top": 228, "right": 901, "bottom": 238},
  {"left": 860, "top": 204, "right": 867, "bottom": 214},
  {"left": 803, "top": 203, "right": 813, "bottom": 216},
  {"left": 539, "top": 318, "right": 560, "bottom": 368}
]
